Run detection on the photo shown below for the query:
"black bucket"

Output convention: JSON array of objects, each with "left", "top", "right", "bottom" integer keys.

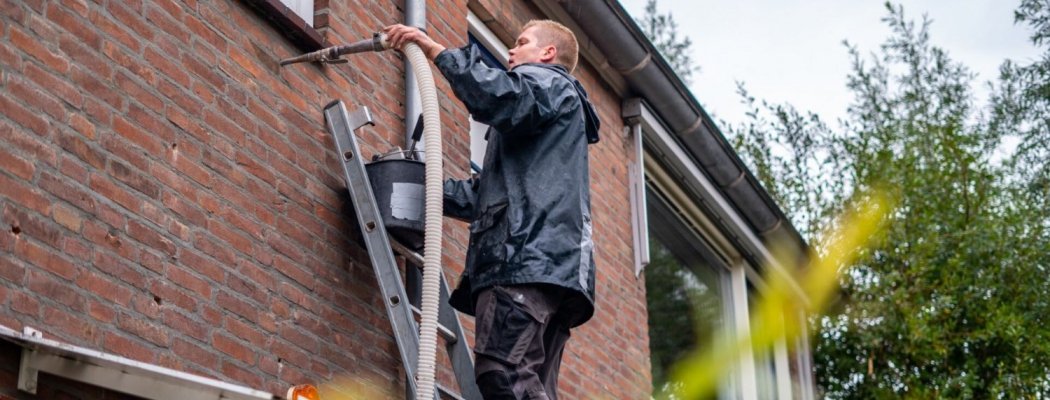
[{"left": 365, "top": 158, "right": 425, "bottom": 249}]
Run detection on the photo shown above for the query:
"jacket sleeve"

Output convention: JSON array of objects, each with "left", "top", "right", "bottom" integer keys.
[
  {"left": 443, "top": 177, "right": 477, "bottom": 222},
  {"left": 434, "top": 45, "right": 572, "bottom": 137}
]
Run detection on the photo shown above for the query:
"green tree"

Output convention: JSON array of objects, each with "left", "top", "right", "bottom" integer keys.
[
  {"left": 638, "top": 0, "right": 698, "bottom": 84},
  {"left": 991, "top": 0, "right": 1050, "bottom": 215},
  {"left": 731, "top": 3, "right": 1050, "bottom": 397}
]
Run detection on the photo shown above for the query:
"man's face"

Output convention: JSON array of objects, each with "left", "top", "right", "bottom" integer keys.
[{"left": 508, "top": 26, "right": 552, "bottom": 68}]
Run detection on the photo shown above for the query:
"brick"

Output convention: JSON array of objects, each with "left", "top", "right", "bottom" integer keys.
[
  {"left": 0, "top": 90, "right": 52, "bottom": 136},
  {"left": 44, "top": 302, "right": 99, "bottom": 342},
  {"left": 179, "top": 249, "right": 225, "bottom": 282},
  {"left": 127, "top": 103, "right": 177, "bottom": 144},
  {"left": 91, "top": 249, "right": 147, "bottom": 289},
  {"left": 70, "top": 64, "right": 122, "bottom": 110},
  {"left": 115, "top": 71, "right": 164, "bottom": 111},
  {"left": 24, "top": 63, "right": 83, "bottom": 110},
  {"left": 221, "top": 361, "right": 262, "bottom": 389},
  {"left": 112, "top": 113, "right": 165, "bottom": 156},
  {"left": 103, "top": 331, "right": 156, "bottom": 363},
  {"left": 90, "top": 8, "right": 142, "bottom": 52},
  {"left": 17, "top": 239, "right": 78, "bottom": 280},
  {"left": 87, "top": 299, "right": 117, "bottom": 323},
  {"left": 172, "top": 337, "right": 219, "bottom": 370},
  {"left": 57, "top": 128, "right": 106, "bottom": 169},
  {"left": 117, "top": 313, "right": 169, "bottom": 346},
  {"left": 39, "top": 171, "right": 96, "bottom": 214},
  {"left": 106, "top": 0, "right": 153, "bottom": 42},
  {"left": 68, "top": 112, "right": 96, "bottom": 140},
  {"left": 226, "top": 272, "right": 266, "bottom": 304},
  {"left": 233, "top": 258, "right": 275, "bottom": 289},
  {"left": 224, "top": 315, "right": 268, "bottom": 347},
  {"left": 166, "top": 264, "right": 211, "bottom": 298},
  {"left": 216, "top": 291, "right": 258, "bottom": 322},
  {"left": 0, "top": 254, "right": 25, "bottom": 284},
  {"left": 89, "top": 173, "right": 141, "bottom": 212},
  {"left": 58, "top": 33, "right": 110, "bottom": 78},
  {"left": 145, "top": 3, "right": 189, "bottom": 44},
  {"left": 273, "top": 256, "right": 314, "bottom": 289},
  {"left": 165, "top": 105, "right": 207, "bottom": 140},
  {"left": 173, "top": 156, "right": 214, "bottom": 188},
  {"left": 51, "top": 203, "right": 83, "bottom": 232},
  {"left": 11, "top": 290, "right": 40, "bottom": 316},
  {"left": 75, "top": 269, "right": 133, "bottom": 306},
  {"left": 150, "top": 280, "right": 198, "bottom": 312},
  {"left": 207, "top": 220, "right": 253, "bottom": 255},
  {"left": 193, "top": 232, "right": 236, "bottom": 267},
  {"left": 100, "top": 133, "right": 150, "bottom": 171},
  {"left": 161, "top": 191, "right": 208, "bottom": 228},
  {"left": 10, "top": 25, "right": 70, "bottom": 73},
  {"left": 144, "top": 46, "right": 190, "bottom": 88},
  {"left": 203, "top": 108, "right": 246, "bottom": 145},
  {"left": 162, "top": 308, "right": 209, "bottom": 341},
  {"left": 101, "top": 40, "right": 155, "bottom": 85},
  {"left": 132, "top": 293, "right": 163, "bottom": 319},
  {"left": 184, "top": 13, "right": 226, "bottom": 54},
  {"left": 265, "top": 231, "right": 304, "bottom": 263},
  {"left": 269, "top": 339, "right": 310, "bottom": 369},
  {"left": 46, "top": 2, "right": 101, "bottom": 50},
  {"left": 212, "top": 332, "right": 255, "bottom": 365},
  {"left": 0, "top": 146, "right": 36, "bottom": 180},
  {"left": 127, "top": 218, "right": 176, "bottom": 255},
  {"left": 138, "top": 248, "right": 166, "bottom": 274}
]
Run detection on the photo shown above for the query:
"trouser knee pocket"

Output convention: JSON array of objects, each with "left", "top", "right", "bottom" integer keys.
[{"left": 475, "top": 286, "right": 542, "bottom": 365}]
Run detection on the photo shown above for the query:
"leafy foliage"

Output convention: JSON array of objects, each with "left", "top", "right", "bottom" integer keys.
[
  {"left": 730, "top": 2, "right": 1050, "bottom": 397},
  {"left": 638, "top": 0, "right": 699, "bottom": 84}
]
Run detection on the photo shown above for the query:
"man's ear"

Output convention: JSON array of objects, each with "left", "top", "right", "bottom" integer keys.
[{"left": 541, "top": 45, "right": 558, "bottom": 64}]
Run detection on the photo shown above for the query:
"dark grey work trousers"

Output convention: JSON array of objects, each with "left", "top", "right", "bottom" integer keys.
[{"left": 473, "top": 284, "right": 575, "bottom": 400}]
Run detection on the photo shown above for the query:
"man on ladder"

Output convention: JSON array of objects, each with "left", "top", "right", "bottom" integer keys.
[{"left": 384, "top": 20, "right": 601, "bottom": 400}]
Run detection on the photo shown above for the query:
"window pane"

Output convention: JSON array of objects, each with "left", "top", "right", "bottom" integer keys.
[
  {"left": 645, "top": 187, "right": 726, "bottom": 397},
  {"left": 281, "top": 0, "right": 314, "bottom": 27}
]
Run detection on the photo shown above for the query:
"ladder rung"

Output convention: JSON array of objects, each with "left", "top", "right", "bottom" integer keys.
[
  {"left": 410, "top": 305, "right": 458, "bottom": 344},
  {"left": 389, "top": 236, "right": 425, "bottom": 266}
]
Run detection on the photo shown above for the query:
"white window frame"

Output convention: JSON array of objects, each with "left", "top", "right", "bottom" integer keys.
[
  {"left": 638, "top": 101, "right": 814, "bottom": 399},
  {"left": 466, "top": 12, "right": 510, "bottom": 169}
]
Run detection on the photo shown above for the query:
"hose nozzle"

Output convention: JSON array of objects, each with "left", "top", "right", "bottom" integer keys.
[{"left": 279, "top": 33, "right": 388, "bottom": 66}]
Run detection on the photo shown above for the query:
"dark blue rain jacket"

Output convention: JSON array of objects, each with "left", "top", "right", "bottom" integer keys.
[{"left": 436, "top": 44, "right": 600, "bottom": 326}]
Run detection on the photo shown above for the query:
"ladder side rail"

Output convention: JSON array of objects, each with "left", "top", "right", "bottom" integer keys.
[{"left": 323, "top": 101, "right": 421, "bottom": 399}]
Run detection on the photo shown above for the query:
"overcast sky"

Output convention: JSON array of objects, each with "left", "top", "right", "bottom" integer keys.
[{"left": 618, "top": 0, "right": 1043, "bottom": 127}]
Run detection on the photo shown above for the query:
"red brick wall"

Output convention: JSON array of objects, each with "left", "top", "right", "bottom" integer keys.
[{"left": 0, "top": 0, "right": 650, "bottom": 398}]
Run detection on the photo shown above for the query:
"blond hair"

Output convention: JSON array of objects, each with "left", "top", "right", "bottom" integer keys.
[{"left": 522, "top": 20, "right": 579, "bottom": 73}]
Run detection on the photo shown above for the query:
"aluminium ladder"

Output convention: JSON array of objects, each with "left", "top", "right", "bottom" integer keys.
[{"left": 322, "top": 100, "right": 481, "bottom": 400}]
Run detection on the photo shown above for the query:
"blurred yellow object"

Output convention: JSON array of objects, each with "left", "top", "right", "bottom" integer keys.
[
  {"left": 661, "top": 191, "right": 894, "bottom": 399},
  {"left": 286, "top": 384, "right": 320, "bottom": 400}
]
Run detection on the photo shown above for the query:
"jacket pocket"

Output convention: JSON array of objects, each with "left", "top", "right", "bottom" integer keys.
[
  {"left": 469, "top": 202, "right": 509, "bottom": 267},
  {"left": 474, "top": 286, "right": 541, "bottom": 365}
]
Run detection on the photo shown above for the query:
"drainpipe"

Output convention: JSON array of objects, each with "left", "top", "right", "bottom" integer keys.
[{"left": 404, "top": 0, "right": 424, "bottom": 147}]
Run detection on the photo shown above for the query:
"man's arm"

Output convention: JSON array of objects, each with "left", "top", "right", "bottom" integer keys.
[
  {"left": 443, "top": 177, "right": 478, "bottom": 222},
  {"left": 383, "top": 25, "right": 571, "bottom": 137}
]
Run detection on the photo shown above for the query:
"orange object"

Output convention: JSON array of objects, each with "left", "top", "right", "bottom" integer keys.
[{"left": 286, "top": 384, "right": 320, "bottom": 400}]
